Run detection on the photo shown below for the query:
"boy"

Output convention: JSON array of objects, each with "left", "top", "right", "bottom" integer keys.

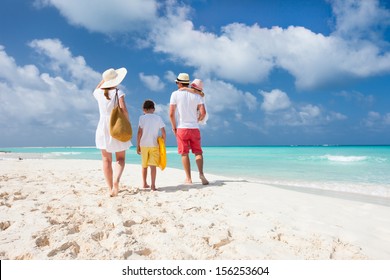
[{"left": 137, "top": 100, "right": 166, "bottom": 191}]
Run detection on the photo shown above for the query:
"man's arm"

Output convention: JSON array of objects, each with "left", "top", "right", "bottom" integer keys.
[{"left": 169, "top": 104, "right": 177, "bottom": 135}]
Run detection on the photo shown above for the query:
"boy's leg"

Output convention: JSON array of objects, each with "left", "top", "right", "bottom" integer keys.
[
  {"left": 150, "top": 166, "right": 157, "bottom": 191},
  {"left": 141, "top": 147, "right": 150, "bottom": 188},
  {"left": 142, "top": 167, "right": 150, "bottom": 188}
]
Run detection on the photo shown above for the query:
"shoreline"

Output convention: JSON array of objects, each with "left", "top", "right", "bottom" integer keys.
[
  {"left": 2, "top": 151, "right": 389, "bottom": 206},
  {"left": 1, "top": 158, "right": 390, "bottom": 259}
]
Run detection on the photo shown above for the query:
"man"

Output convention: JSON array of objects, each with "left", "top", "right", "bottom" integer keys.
[{"left": 169, "top": 73, "right": 209, "bottom": 185}]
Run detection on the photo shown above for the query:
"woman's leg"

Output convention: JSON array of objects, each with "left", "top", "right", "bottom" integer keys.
[
  {"left": 101, "top": 149, "right": 113, "bottom": 195},
  {"left": 113, "top": 150, "right": 126, "bottom": 196}
]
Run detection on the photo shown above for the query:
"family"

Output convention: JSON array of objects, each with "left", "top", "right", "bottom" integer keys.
[{"left": 93, "top": 68, "right": 209, "bottom": 197}]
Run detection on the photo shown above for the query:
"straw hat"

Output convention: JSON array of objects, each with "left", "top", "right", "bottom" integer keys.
[
  {"left": 175, "top": 73, "right": 190, "bottom": 84},
  {"left": 190, "top": 79, "right": 203, "bottom": 91},
  {"left": 100, "top": 67, "right": 127, "bottom": 89}
]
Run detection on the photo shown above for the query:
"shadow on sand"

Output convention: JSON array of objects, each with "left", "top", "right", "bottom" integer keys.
[{"left": 156, "top": 179, "right": 249, "bottom": 193}]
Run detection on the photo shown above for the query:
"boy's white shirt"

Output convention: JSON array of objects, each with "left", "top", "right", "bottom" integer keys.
[{"left": 138, "top": 113, "right": 165, "bottom": 147}]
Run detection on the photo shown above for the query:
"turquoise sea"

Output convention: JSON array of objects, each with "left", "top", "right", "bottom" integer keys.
[{"left": 2, "top": 145, "right": 390, "bottom": 200}]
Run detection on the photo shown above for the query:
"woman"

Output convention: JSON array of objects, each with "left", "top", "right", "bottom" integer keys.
[{"left": 93, "top": 67, "right": 132, "bottom": 197}]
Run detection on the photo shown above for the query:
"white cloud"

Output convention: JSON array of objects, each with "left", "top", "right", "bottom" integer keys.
[
  {"left": 139, "top": 72, "right": 165, "bottom": 91},
  {"left": 0, "top": 46, "right": 43, "bottom": 89},
  {"left": 34, "top": 0, "right": 159, "bottom": 33},
  {"left": 164, "top": 71, "right": 177, "bottom": 83},
  {"left": 362, "top": 111, "right": 390, "bottom": 128},
  {"left": 0, "top": 40, "right": 100, "bottom": 146},
  {"left": 384, "top": 113, "right": 390, "bottom": 125},
  {"left": 330, "top": 0, "right": 390, "bottom": 40},
  {"left": 260, "top": 89, "right": 347, "bottom": 127},
  {"left": 28, "top": 39, "right": 100, "bottom": 89},
  {"left": 334, "top": 90, "right": 375, "bottom": 106},
  {"left": 36, "top": 0, "right": 390, "bottom": 90},
  {"left": 149, "top": 0, "right": 390, "bottom": 89},
  {"left": 204, "top": 79, "right": 257, "bottom": 114},
  {"left": 327, "top": 112, "right": 348, "bottom": 121},
  {"left": 260, "top": 89, "right": 291, "bottom": 112}
]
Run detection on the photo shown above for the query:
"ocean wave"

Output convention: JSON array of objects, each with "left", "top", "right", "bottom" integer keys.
[
  {"left": 50, "top": 152, "right": 83, "bottom": 156},
  {"left": 320, "top": 155, "right": 367, "bottom": 162}
]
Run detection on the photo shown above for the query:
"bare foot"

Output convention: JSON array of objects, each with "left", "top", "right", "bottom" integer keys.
[
  {"left": 143, "top": 184, "right": 150, "bottom": 189},
  {"left": 151, "top": 185, "right": 158, "bottom": 191},
  {"left": 184, "top": 178, "right": 193, "bottom": 185},
  {"left": 200, "top": 174, "right": 209, "bottom": 185},
  {"left": 112, "top": 183, "right": 119, "bottom": 197}
]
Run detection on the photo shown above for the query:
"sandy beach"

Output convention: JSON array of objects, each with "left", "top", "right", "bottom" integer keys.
[{"left": 1, "top": 155, "right": 390, "bottom": 260}]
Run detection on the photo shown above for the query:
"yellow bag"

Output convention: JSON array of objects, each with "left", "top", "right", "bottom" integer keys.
[
  {"left": 157, "top": 136, "right": 166, "bottom": 170},
  {"left": 110, "top": 89, "right": 132, "bottom": 142}
]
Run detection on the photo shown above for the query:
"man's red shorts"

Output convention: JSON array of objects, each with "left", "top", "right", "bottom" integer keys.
[{"left": 176, "top": 128, "right": 203, "bottom": 155}]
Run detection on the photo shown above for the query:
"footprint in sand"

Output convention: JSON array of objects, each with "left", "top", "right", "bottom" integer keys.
[
  {"left": 123, "top": 220, "right": 137, "bottom": 227},
  {"left": 47, "top": 241, "right": 80, "bottom": 258},
  {"left": 204, "top": 230, "right": 233, "bottom": 250},
  {"left": 135, "top": 248, "right": 152, "bottom": 256},
  {"left": 91, "top": 231, "right": 108, "bottom": 241},
  {"left": 0, "top": 176, "right": 10, "bottom": 182},
  {"left": 13, "top": 193, "right": 28, "bottom": 201},
  {"left": 15, "top": 253, "right": 33, "bottom": 260},
  {"left": 0, "top": 192, "right": 9, "bottom": 198},
  {"left": 35, "top": 235, "right": 50, "bottom": 247},
  {"left": 0, "top": 221, "right": 11, "bottom": 231},
  {"left": 123, "top": 250, "right": 133, "bottom": 259},
  {"left": 329, "top": 238, "right": 366, "bottom": 259},
  {"left": 67, "top": 225, "right": 80, "bottom": 234}
]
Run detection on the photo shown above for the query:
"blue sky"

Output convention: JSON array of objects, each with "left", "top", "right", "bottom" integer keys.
[{"left": 1, "top": 0, "right": 390, "bottom": 147}]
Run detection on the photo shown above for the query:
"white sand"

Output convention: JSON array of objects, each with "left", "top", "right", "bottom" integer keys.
[{"left": 0, "top": 157, "right": 389, "bottom": 260}]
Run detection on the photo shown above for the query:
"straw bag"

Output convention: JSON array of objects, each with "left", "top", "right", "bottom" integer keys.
[{"left": 109, "top": 89, "right": 132, "bottom": 142}]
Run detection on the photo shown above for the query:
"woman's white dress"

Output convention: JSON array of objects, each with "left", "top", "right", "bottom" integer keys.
[{"left": 93, "top": 88, "right": 132, "bottom": 153}]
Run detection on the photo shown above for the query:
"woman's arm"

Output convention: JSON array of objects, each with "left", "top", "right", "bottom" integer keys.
[{"left": 95, "top": 79, "right": 105, "bottom": 89}]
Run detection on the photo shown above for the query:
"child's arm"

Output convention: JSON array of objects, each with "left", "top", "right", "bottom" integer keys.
[
  {"left": 161, "top": 127, "right": 166, "bottom": 142},
  {"left": 179, "top": 87, "right": 204, "bottom": 97},
  {"left": 136, "top": 127, "right": 142, "bottom": 155},
  {"left": 198, "top": 104, "right": 206, "bottom": 122}
]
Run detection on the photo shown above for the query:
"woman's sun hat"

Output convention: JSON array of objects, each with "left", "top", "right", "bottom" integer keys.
[
  {"left": 100, "top": 67, "right": 127, "bottom": 89},
  {"left": 190, "top": 79, "right": 203, "bottom": 91},
  {"left": 175, "top": 73, "right": 190, "bottom": 84}
]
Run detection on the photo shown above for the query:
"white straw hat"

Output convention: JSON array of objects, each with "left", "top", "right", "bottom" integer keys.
[
  {"left": 100, "top": 67, "right": 127, "bottom": 89},
  {"left": 175, "top": 73, "right": 190, "bottom": 84}
]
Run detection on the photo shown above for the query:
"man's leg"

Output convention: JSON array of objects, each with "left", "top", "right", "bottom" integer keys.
[{"left": 181, "top": 154, "right": 192, "bottom": 184}]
